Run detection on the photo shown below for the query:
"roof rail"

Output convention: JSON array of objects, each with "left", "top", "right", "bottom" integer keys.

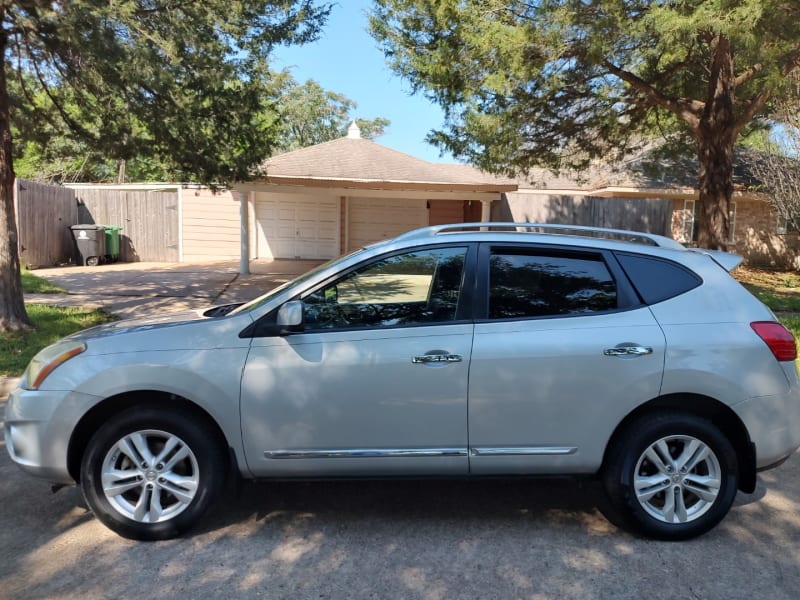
[{"left": 394, "top": 222, "right": 686, "bottom": 250}]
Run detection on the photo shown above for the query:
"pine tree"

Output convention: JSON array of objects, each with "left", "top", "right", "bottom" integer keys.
[
  {"left": 0, "top": 1, "right": 331, "bottom": 331},
  {"left": 370, "top": 0, "right": 800, "bottom": 249}
]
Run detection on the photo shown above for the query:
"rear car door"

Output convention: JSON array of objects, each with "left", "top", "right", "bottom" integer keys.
[{"left": 468, "top": 244, "right": 666, "bottom": 475}]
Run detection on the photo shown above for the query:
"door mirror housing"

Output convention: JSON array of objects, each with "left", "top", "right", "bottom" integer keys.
[{"left": 276, "top": 301, "right": 305, "bottom": 334}]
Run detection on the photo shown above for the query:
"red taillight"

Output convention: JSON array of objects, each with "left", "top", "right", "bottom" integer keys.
[{"left": 750, "top": 322, "right": 798, "bottom": 361}]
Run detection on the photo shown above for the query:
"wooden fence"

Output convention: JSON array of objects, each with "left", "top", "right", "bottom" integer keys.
[
  {"left": 16, "top": 180, "right": 77, "bottom": 268},
  {"left": 74, "top": 188, "right": 180, "bottom": 262},
  {"left": 15, "top": 181, "right": 181, "bottom": 266},
  {"left": 495, "top": 193, "right": 674, "bottom": 236}
]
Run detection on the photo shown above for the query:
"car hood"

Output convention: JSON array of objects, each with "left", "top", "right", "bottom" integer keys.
[
  {"left": 69, "top": 309, "right": 215, "bottom": 340},
  {"left": 62, "top": 306, "right": 255, "bottom": 355}
]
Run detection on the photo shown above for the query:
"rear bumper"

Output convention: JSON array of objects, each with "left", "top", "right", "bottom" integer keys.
[{"left": 734, "top": 378, "right": 800, "bottom": 470}]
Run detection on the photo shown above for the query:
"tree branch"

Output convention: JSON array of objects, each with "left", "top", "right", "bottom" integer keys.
[
  {"left": 602, "top": 59, "right": 703, "bottom": 130},
  {"left": 734, "top": 90, "right": 771, "bottom": 137},
  {"left": 734, "top": 63, "right": 763, "bottom": 87}
]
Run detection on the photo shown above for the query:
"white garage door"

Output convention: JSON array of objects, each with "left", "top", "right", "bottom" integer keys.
[
  {"left": 255, "top": 194, "right": 339, "bottom": 259},
  {"left": 348, "top": 198, "right": 429, "bottom": 251}
]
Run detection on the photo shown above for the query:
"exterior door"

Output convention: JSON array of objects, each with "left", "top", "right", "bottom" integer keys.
[
  {"left": 468, "top": 245, "right": 666, "bottom": 475},
  {"left": 240, "top": 245, "right": 474, "bottom": 476}
]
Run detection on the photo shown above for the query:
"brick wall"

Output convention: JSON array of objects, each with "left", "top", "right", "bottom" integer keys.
[{"left": 671, "top": 197, "right": 800, "bottom": 268}]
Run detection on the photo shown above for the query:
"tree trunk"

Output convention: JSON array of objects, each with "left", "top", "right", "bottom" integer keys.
[
  {"left": 694, "top": 35, "right": 736, "bottom": 251},
  {"left": 0, "top": 20, "right": 33, "bottom": 332}
]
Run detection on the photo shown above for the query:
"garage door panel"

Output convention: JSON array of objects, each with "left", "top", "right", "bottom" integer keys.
[
  {"left": 255, "top": 193, "right": 340, "bottom": 259},
  {"left": 348, "top": 198, "right": 428, "bottom": 251}
]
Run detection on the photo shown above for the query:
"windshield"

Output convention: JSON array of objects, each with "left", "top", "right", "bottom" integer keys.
[{"left": 228, "top": 248, "right": 368, "bottom": 315}]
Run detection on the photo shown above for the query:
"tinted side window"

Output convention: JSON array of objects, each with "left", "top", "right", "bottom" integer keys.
[
  {"left": 489, "top": 252, "right": 617, "bottom": 319},
  {"left": 615, "top": 252, "right": 701, "bottom": 304},
  {"left": 303, "top": 246, "right": 468, "bottom": 330}
]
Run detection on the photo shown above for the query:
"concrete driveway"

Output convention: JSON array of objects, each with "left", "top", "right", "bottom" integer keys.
[
  {"left": 23, "top": 259, "right": 324, "bottom": 320},
  {"left": 2, "top": 260, "right": 800, "bottom": 598}
]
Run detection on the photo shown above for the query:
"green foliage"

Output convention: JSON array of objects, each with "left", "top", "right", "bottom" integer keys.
[
  {"left": 0, "top": 305, "right": 116, "bottom": 376},
  {"left": 6, "top": 1, "right": 334, "bottom": 185},
  {"left": 273, "top": 75, "right": 390, "bottom": 152},
  {"left": 12, "top": 71, "right": 391, "bottom": 182},
  {"left": 370, "top": 1, "right": 800, "bottom": 175}
]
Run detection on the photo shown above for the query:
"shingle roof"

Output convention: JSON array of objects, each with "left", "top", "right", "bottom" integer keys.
[
  {"left": 258, "top": 133, "right": 762, "bottom": 194},
  {"left": 257, "top": 136, "right": 515, "bottom": 188}
]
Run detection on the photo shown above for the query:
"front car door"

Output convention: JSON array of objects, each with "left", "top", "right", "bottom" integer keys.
[
  {"left": 468, "top": 243, "right": 666, "bottom": 475},
  {"left": 240, "top": 244, "right": 475, "bottom": 477}
]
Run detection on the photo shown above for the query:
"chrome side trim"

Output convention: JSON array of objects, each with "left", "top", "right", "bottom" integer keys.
[
  {"left": 264, "top": 448, "right": 469, "bottom": 459},
  {"left": 469, "top": 446, "right": 578, "bottom": 457}
]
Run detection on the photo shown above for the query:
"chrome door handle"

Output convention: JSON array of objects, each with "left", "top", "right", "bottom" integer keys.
[
  {"left": 412, "top": 354, "right": 463, "bottom": 364},
  {"left": 603, "top": 346, "right": 653, "bottom": 357}
]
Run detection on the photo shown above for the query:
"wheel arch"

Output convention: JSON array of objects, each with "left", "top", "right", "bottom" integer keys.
[
  {"left": 603, "top": 393, "right": 756, "bottom": 493},
  {"left": 67, "top": 391, "right": 234, "bottom": 483}
]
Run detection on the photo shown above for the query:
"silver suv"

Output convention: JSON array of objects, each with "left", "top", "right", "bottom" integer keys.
[{"left": 6, "top": 224, "right": 800, "bottom": 540}]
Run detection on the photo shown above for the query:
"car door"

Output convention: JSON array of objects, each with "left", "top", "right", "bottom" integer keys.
[
  {"left": 468, "top": 244, "right": 666, "bottom": 475},
  {"left": 240, "top": 244, "right": 475, "bottom": 477}
]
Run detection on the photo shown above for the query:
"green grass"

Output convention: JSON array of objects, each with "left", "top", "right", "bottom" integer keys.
[
  {"left": 734, "top": 267, "right": 800, "bottom": 313},
  {"left": 741, "top": 285, "right": 800, "bottom": 313},
  {"left": 22, "top": 269, "right": 65, "bottom": 294},
  {"left": 779, "top": 315, "right": 800, "bottom": 339},
  {"left": 0, "top": 304, "right": 116, "bottom": 376}
]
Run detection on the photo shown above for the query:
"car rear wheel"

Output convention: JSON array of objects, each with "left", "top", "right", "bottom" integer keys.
[
  {"left": 80, "top": 406, "right": 227, "bottom": 540},
  {"left": 601, "top": 412, "right": 738, "bottom": 540}
]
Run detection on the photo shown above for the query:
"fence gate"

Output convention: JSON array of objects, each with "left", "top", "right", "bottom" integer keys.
[{"left": 75, "top": 189, "right": 180, "bottom": 262}]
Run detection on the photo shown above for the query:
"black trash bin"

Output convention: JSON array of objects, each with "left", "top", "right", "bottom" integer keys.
[{"left": 70, "top": 224, "right": 107, "bottom": 266}]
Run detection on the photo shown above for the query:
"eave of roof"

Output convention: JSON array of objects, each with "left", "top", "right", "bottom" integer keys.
[{"left": 259, "top": 174, "right": 517, "bottom": 193}]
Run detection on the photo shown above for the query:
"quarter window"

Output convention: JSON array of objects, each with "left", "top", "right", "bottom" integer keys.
[
  {"left": 303, "top": 247, "right": 468, "bottom": 329},
  {"left": 488, "top": 252, "right": 617, "bottom": 319}
]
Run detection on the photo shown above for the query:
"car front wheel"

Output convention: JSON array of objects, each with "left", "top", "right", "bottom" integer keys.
[
  {"left": 80, "top": 405, "right": 227, "bottom": 540},
  {"left": 602, "top": 411, "right": 738, "bottom": 540}
]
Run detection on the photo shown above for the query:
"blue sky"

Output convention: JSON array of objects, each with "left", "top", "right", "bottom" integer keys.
[{"left": 272, "top": 1, "right": 456, "bottom": 163}]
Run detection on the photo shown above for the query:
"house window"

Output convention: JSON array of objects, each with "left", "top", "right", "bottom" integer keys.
[
  {"left": 776, "top": 215, "right": 800, "bottom": 235},
  {"left": 680, "top": 200, "right": 736, "bottom": 243}
]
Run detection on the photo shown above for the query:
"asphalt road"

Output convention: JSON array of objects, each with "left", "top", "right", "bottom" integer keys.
[{"left": 1, "top": 397, "right": 799, "bottom": 600}]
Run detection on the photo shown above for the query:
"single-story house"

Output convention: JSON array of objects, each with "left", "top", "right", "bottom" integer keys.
[
  {"left": 29, "top": 123, "right": 793, "bottom": 269},
  {"left": 233, "top": 123, "right": 797, "bottom": 268}
]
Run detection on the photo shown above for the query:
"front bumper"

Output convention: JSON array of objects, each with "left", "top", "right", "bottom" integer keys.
[{"left": 4, "top": 385, "right": 101, "bottom": 484}]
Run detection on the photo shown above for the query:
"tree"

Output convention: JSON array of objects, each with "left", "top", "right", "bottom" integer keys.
[
  {"left": 274, "top": 75, "right": 388, "bottom": 151},
  {"left": 743, "top": 84, "right": 800, "bottom": 231},
  {"left": 370, "top": 0, "right": 800, "bottom": 249},
  {"left": 12, "top": 75, "right": 390, "bottom": 180},
  {"left": 0, "top": 1, "right": 332, "bottom": 332}
]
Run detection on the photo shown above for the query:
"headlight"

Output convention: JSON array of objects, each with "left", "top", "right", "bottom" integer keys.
[{"left": 23, "top": 340, "right": 87, "bottom": 390}]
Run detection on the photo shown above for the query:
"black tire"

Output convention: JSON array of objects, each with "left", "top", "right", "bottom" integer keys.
[
  {"left": 86, "top": 256, "right": 99, "bottom": 267},
  {"left": 80, "top": 405, "right": 227, "bottom": 541},
  {"left": 601, "top": 411, "right": 738, "bottom": 540}
]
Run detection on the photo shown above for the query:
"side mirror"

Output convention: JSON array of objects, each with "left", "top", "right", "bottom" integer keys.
[{"left": 276, "top": 300, "right": 305, "bottom": 334}]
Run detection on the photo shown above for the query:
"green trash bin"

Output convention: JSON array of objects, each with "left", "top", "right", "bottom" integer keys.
[{"left": 103, "top": 226, "right": 122, "bottom": 263}]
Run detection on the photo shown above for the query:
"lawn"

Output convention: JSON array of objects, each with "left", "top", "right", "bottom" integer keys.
[
  {"left": 733, "top": 266, "right": 800, "bottom": 340},
  {"left": 734, "top": 266, "right": 800, "bottom": 314},
  {"left": 1, "top": 271, "right": 115, "bottom": 376},
  {"left": 21, "top": 268, "right": 65, "bottom": 293}
]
